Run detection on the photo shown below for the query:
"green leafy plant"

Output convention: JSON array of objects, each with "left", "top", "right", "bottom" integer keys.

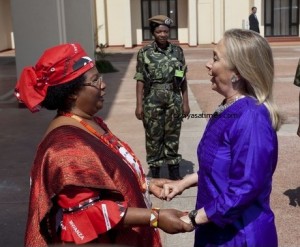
[{"left": 95, "top": 43, "right": 118, "bottom": 73}]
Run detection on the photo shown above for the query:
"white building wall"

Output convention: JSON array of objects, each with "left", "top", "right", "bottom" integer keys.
[
  {"left": 224, "top": 0, "right": 249, "bottom": 31},
  {"left": 198, "top": 0, "right": 214, "bottom": 44},
  {"left": 102, "top": 0, "right": 190, "bottom": 46},
  {"left": 106, "top": 0, "right": 126, "bottom": 46},
  {"left": 178, "top": 0, "right": 189, "bottom": 44},
  {"left": 124, "top": 0, "right": 133, "bottom": 48},
  {"left": 212, "top": 0, "right": 224, "bottom": 44},
  {"left": 131, "top": 0, "right": 142, "bottom": 45},
  {"left": 6, "top": 0, "right": 295, "bottom": 53},
  {"left": 197, "top": 0, "right": 252, "bottom": 44},
  {"left": 96, "top": 0, "right": 261, "bottom": 46},
  {"left": 95, "top": 0, "right": 107, "bottom": 46},
  {"left": 188, "top": 0, "right": 198, "bottom": 46}
]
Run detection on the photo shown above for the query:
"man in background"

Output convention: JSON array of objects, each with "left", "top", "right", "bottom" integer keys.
[
  {"left": 294, "top": 59, "right": 300, "bottom": 137},
  {"left": 249, "top": 7, "right": 260, "bottom": 33}
]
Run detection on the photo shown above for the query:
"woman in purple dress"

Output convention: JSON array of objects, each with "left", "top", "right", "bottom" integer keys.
[{"left": 162, "top": 29, "right": 281, "bottom": 247}]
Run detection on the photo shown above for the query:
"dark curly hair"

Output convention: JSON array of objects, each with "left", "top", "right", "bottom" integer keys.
[{"left": 41, "top": 74, "right": 86, "bottom": 112}]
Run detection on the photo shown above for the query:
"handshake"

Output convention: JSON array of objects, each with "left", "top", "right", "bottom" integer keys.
[
  {"left": 150, "top": 208, "right": 194, "bottom": 234},
  {"left": 147, "top": 177, "right": 198, "bottom": 234}
]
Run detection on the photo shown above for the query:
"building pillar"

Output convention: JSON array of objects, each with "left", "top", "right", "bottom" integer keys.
[
  {"left": 11, "top": 0, "right": 95, "bottom": 78},
  {"left": 95, "top": 0, "right": 108, "bottom": 47},
  {"left": 124, "top": 0, "right": 133, "bottom": 48},
  {"left": 213, "top": 0, "right": 224, "bottom": 43},
  {"left": 188, "top": 0, "right": 197, "bottom": 46}
]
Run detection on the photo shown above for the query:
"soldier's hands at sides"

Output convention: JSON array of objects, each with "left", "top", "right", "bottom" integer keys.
[
  {"left": 135, "top": 106, "right": 144, "bottom": 120},
  {"left": 183, "top": 103, "right": 190, "bottom": 118}
]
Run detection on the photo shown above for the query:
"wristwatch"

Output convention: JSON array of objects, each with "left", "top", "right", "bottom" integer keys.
[{"left": 188, "top": 209, "right": 198, "bottom": 227}]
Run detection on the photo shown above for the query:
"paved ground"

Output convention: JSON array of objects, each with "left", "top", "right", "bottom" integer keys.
[{"left": 0, "top": 43, "right": 299, "bottom": 246}]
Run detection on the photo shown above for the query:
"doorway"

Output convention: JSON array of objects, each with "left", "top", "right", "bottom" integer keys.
[{"left": 141, "top": 0, "right": 178, "bottom": 41}]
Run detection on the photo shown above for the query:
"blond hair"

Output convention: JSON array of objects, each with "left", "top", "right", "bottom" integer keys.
[{"left": 223, "top": 28, "right": 281, "bottom": 130}]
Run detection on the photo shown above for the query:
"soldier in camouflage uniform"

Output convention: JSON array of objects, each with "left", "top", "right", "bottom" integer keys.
[
  {"left": 294, "top": 59, "right": 300, "bottom": 137},
  {"left": 134, "top": 15, "right": 190, "bottom": 180}
]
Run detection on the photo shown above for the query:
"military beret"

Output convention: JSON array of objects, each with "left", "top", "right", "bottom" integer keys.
[{"left": 148, "top": 15, "right": 173, "bottom": 26}]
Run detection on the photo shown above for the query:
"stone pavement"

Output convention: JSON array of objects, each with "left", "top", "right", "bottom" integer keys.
[{"left": 0, "top": 43, "right": 299, "bottom": 246}]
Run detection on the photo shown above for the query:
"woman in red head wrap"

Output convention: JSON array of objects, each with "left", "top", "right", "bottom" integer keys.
[{"left": 17, "top": 43, "right": 193, "bottom": 247}]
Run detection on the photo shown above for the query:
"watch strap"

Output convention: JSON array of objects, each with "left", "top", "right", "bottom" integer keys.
[{"left": 188, "top": 209, "right": 198, "bottom": 227}]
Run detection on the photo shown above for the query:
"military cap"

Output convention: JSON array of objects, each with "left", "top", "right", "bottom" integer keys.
[{"left": 148, "top": 15, "right": 173, "bottom": 26}]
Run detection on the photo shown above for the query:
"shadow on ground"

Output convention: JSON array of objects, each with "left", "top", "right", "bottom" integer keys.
[
  {"left": 284, "top": 187, "right": 300, "bottom": 207},
  {"left": 146, "top": 159, "right": 196, "bottom": 179}
]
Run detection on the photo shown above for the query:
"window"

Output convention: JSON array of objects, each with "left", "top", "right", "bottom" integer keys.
[
  {"left": 265, "top": 0, "right": 299, "bottom": 36},
  {"left": 141, "top": 0, "right": 178, "bottom": 40}
]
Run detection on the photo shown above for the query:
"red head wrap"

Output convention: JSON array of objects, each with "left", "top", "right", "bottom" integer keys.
[{"left": 15, "top": 43, "right": 95, "bottom": 112}]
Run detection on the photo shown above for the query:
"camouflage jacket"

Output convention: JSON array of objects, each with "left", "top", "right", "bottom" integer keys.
[
  {"left": 294, "top": 58, "right": 300, "bottom": 87},
  {"left": 133, "top": 41, "right": 187, "bottom": 84}
]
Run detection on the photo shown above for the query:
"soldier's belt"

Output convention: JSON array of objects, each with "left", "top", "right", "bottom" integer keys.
[{"left": 151, "top": 83, "right": 174, "bottom": 90}]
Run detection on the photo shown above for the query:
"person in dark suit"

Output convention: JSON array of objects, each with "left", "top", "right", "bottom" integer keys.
[
  {"left": 249, "top": 7, "right": 260, "bottom": 33},
  {"left": 294, "top": 59, "right": 300, "bottom": 137}
]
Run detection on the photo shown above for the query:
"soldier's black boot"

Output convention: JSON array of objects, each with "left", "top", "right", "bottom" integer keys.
[
  {"left": 150, "top": 166, "right": 160, "bottom": 178},
  {"left": 168, "top": 164, "right": 182, "bottom": 180}
]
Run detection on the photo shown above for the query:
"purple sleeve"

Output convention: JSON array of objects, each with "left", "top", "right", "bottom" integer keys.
[{"left": 204, "top": 107, "right": 278, "bottom": 227}]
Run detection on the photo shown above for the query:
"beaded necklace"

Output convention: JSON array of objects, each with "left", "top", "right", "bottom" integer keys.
[{"left": 214, "top": 95, "right": 245, "bottom": 115}]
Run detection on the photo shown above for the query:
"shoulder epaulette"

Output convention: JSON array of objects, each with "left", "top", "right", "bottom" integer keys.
[
  {"left": 171, "top": 43, "right": 183, "bottom": 51},
  {"left": 141, "top": 43, "right": 153, "bottom": 52}
]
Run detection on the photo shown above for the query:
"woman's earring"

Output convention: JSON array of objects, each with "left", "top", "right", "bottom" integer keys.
[{"left": 231, "top": 74, "right": 239, "bottom": 83}]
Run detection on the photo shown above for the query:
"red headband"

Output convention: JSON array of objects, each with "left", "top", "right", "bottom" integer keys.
[{"left": 15, "top": 43, "right": 94, "bottom": 112}]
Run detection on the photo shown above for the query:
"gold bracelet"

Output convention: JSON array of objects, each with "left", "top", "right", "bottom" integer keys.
[{"left": 150, "top": 208, "right": 160, "bottom": 228}]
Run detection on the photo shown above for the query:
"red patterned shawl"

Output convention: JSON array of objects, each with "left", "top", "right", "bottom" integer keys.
[{"left": 25, "top": 125, "right": 161, "bottom": 247}]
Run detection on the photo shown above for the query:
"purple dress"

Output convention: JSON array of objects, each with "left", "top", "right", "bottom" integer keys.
[{"left": 195, "top": 96, "right": 278, "bottom": 247}]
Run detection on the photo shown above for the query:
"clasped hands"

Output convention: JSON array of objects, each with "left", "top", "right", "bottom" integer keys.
[
  {"left": 148, "top": 178, "right": 193, "bottom": 233},
  {"left": 148, "top": 178, "right": 185, "bottom": 201}
]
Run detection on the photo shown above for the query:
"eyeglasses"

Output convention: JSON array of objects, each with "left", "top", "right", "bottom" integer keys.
[{"left": 83, "top": 75, "right": 103, "bottom": 89}]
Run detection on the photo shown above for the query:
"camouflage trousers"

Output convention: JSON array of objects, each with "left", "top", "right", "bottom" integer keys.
[{"left": 143, "top": 88, "right": 183, "bottom": 167}]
